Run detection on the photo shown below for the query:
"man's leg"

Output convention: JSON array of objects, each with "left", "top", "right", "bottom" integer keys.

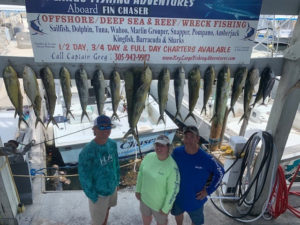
[
  {"left": 142, "top": 215, "right": 153, "bottom": 225},
  {"left": 175, "top": 214, "right": 184, "bottom": 225},
  {"left": 187, "top": 206, "right": 204, "bottom": 225},
  {"left": 102, "top": 207, "right": 110, "bottom": 225}
]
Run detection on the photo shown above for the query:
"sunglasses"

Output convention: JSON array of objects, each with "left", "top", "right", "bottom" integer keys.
[{"left": 98, "top": 125, "right": 111, "bottom": 130}]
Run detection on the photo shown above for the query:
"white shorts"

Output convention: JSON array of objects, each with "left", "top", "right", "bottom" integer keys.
[{"left": 88, "top": 188, "right": 117, "bottom": 225}]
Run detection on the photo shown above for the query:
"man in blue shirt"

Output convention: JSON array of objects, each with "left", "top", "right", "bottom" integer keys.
[
  {"left": 78, "top": 115, "right": 120, "bottom": 225},
  {"left": 171, "top": 126, "right": 224, "bottom": 225}
]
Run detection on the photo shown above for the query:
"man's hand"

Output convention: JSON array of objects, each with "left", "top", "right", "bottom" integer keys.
[
  {"left": 196, "top": 188, "right": 208, "bottom": 200},
  {"left": 135, "top": 192, "right": 141, "bottom": 200},
  {"left": 159, "top": 210, "right": 168, "bottom": 216}
]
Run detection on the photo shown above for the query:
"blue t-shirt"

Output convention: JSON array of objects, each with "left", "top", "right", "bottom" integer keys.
[{"left": 172, "top": 146, "right": 224, "bottom": 212}]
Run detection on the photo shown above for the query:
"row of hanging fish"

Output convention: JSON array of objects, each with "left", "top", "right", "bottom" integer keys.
[
  {"left": 3, "top": 65, "right": 109, "bottom": 128},
  {"left": 3, "top": 64, "right": 276, "bottom": 133},
  {"left": 177, "top": 65, "right": 276, "bottom": 126}
]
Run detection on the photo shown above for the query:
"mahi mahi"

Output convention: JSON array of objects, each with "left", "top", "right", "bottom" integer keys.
[
  {"left": 240, "top": 68, "right": 259, "bottom": 122},
  {"left": 184, "top": 67, "right": 201, "bottom": 122},
  {"left": 3, "top": 65, "right": 28, "bottom": 128},
  {"left": 123, "top": 66, "right": 152, "bottom": 142},
  {"left": 252, "top": 67, "right": 275, "bottom": 107},
  {"left": 110, "top": 69, "right": 121, "bottom": 121},
  {"left": 40, "top": 66, "right": 58, "bottom": 127},
  {"left": 157, "top": 68, "right": 170, "bottom": 124},
  {"left": 91, "top": 68, "right": 106, "bottom": 116},
  {"left": 209, "top": 66, "right": 231, "bottom": 150},
  {"left": 174, "top": 66, "right": 185, "bottom": 121},
  {"left": 228, "top": 67, "right": 247, "bottom": 116},
  {"left": 210, "top": 66, "right": 231, "bottom": 123},
  {"left": 23, "top": 65, "right": 44, "bottom": 128},
  {"left": 124, "top": 69, "right": 135, "bottom": 129},
  {"left": 75, "top": 67, "right": 90, "bottom": 122},
  {"left": 201, "top": 66, "right": 215, "bottom": 115},
  {"left": 59, "top": 66, "right": 74, "bottom": 119}
]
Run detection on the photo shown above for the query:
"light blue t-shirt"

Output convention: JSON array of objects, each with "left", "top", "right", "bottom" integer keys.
[{"left": 78, "top": 139, "right": 120, "bottom": 203}]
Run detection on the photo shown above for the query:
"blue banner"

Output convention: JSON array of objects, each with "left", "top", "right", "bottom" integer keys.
[{"left": 25, "top": 0, "right": 262, "bottom": 20}]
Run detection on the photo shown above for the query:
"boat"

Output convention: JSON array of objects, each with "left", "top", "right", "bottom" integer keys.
[
  {"left": 254, "top": 15, "right": 298, "bottom": 45},
  {"left": 52, "top": 80, "right": 178, "bottom": 163}
]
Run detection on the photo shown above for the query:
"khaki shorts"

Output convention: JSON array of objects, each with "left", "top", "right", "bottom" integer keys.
[
  {"left": 140, "top": 200, "right": 168, "bottom": 225},
  {"left": 88, "top": 188, "right": 117, "bottom": 225}
]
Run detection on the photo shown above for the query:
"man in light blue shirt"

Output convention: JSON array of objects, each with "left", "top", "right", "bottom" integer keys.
[{"left": 78, "top": 115, "right": 119, "bottom": 225}]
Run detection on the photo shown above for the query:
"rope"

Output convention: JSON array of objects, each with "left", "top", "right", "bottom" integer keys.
[
  {"left": 268, "top": 165, "right": 300, "bottom": 218},
  {"left": 16, "top": 100, "right": 156, "bottom": 148},
  {"left": 12, "top": 159, "right": 142, "bottom": 178}
]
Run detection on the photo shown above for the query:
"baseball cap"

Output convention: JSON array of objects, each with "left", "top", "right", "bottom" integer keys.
[
  {"left": 155, "top": 135, "right": 170, "bottom": 145},
  {"left": 93, "top": 115, "right": 113, "bottom": 130},
  {"left": 183, "top": 126, "right": 199, "bottom": 136}
]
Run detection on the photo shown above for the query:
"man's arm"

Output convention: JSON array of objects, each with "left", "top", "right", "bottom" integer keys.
[
  {"left": 113, "top": 142, "right": 120, "bottom": 184},
  {"left": 205, "top": 156, "right": 225, "bottom": 195}
]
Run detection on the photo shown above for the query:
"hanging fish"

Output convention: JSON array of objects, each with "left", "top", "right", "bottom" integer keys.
[
  {"left": 123, "top": 66, "right": 152, "bottom": 143},
  {"left": 157, "top": 68, "right": 170, "bottom": 124},
  {"left": 201, "top": 66, "right": 215, "bottom": 116},
  {"left": 240, "top": 68, "right": 259, "bottom": 123},
  {"left": 252, "top": 67, "right": 275, "bottom": 107},
  {"left": 228, "top": 67, "right": 247, "bottom": 116},
  {"left": 209, "top": 66, "right": 231, "bottom": 150},
  {"left": 210, "top": 66, "right": 231, "bottom": 123},
  {"left": 23, "top": 66, "right": 44, "bottom": 128},
  {"left": 110, "top": 69, "right": 121, "bottom": 121},
  {"left": 59, "top": 66, "right": 74, "bottom": 120},
  {"left": 124, "top": 69, "right": 135, "bottom": 129},
  {"left": 174, "top": 66, "right": 185, "bottom": 121},
  {"left": 184, "top": 67, "right": 201, "bottom": 122},
  {"left": 262, "top": 68, "right": 276, "bottom": 104},
  {"left": 75, "top": 67, "right": 90, "bottom": 122},
  {"left": 91, "top": 68, "right": 106, "bottom": 116},
  {"left": 40, "top": 66, "right": 58, "bottom": 127},
  {"left": 3, "top": 65, "right": 28, "bottom": 128}
]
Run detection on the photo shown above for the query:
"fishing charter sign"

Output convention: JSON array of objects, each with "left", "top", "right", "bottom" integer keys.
[{"left": 25, "top": 0, "right": 262, "bottom": 64}]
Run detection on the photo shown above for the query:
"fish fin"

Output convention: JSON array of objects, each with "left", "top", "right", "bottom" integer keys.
[
  {"left": 191, "top": 114, "right": 197, "bottom": 123},
  {"left": 184, "top": 113, "right": 191, "bottom": 122},
  {"left": 184, "top": 112, "right": 197, "bottom": 123},
  {"left": 228, "top": 107, "right": 235, "bottom": 117},
  {"left": 111, "top": 112, "right": 120, "bottom": 121},
  {"left": 19, "top": 117, "right": 29, "bottom": 128},
  {"left": 35, "top": 117, "right": 45, "bottom": 128},
  {"left": 157, "top": 115, "right": 166, "bottom": 125},
  {"left": 239, "top": 114, "right": 246, "bottom": 124},
  {"left": 200, "top": 106, "right": 206, "bottom": 116},
  {"left": 81, "top": 111, "right": 90, "bottom": 123},
  {"left": 133, "top": 132, "right": 141, "bottom": 154},
  {"left": 209, "top": 114, "right": 216, "bottom": 123},
  {"left": 174, "top": 111, "right": 183, "bottom": 121},
  {"left": 47, "top": 116, "right": 59, "bottom": 128},
  {"left": 66, "top": 109, "right": 75, "bottom": 120},
  {"left": 123, "top": 128, "right": 134, "bottom": 140}
]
